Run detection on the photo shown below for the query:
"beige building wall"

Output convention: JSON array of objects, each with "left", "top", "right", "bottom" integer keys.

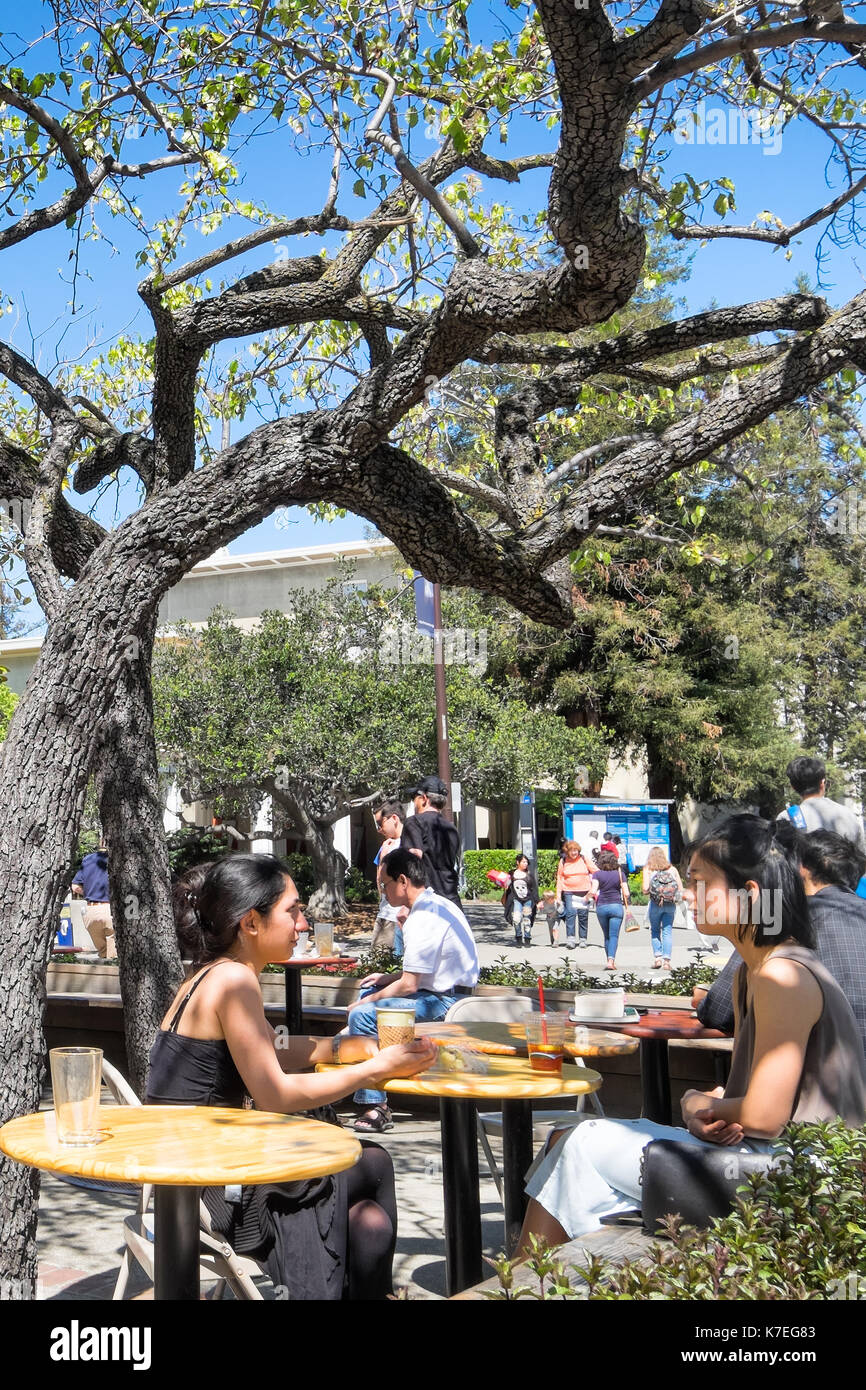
[{"left": 157, "top": 538, "right": 402, "bottom": 629}]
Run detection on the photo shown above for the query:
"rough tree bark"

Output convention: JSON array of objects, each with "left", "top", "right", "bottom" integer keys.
[{"left": 92, "top": 614, "right": 182, "bottom": 1096}]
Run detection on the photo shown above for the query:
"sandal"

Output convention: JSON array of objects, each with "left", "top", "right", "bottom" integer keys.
[
  {"left": 354, "top": 1105, "right": 394, "bottom": 1133},
  {"left": 604, "top": 961, "right": 617, "bottom": 972},
  {"left": 653, "top": 957, "right": 662, "bottom": 969},
  {"left": 662, "top": 959, "right": 671, "bottom": 971}
]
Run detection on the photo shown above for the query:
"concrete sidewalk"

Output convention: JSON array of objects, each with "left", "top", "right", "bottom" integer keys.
[{"left": 463, "top": 899, "right": 733, "bottom": 979}]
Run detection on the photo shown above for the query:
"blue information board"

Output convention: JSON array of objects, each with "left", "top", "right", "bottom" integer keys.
[{"left": 563, "top": 800, "right": 673, "bottom": 868}]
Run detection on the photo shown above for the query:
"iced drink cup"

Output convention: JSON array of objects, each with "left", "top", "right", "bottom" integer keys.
[
  {"left": 49, "top": 1047, "right": 103, "bottom": 1145},
  {"left": 314, "top": 922, "right": 334, "bottom": 957},
  {"left": 525, "top": 1014, "right": 566, "bottom": 1077},
  {"left": 376, "top": 1005, "right": 416, "bottom": 1049}
]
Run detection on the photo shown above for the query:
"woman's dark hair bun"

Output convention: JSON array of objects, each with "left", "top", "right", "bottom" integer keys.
[
  {"left": 172, "top": 863, "right": 210, "bottom": 961},
  {"left": 172, "top": 854, "right": 293, "bottom": 964}
]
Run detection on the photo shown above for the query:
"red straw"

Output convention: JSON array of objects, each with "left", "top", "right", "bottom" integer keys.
[{"left": 537, "top": 975, "right": 548, "bottom": 1042}]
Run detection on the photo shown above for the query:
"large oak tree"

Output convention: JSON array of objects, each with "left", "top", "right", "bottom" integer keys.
[{"left": 2, "top": 0, "right": 866, "bottom": 1292}]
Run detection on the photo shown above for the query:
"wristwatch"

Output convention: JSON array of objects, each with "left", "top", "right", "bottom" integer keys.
[{"left": 331, "top": 1035, "right": 344, "bottom": 1064}]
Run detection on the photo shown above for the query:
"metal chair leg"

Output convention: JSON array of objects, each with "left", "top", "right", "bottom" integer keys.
[{"left": 476, "top": 1113, "right": 504, "bottom": 1202}]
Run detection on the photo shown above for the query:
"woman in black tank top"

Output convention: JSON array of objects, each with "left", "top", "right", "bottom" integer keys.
[{"left": 148, "top": 854, "right": 436, "bottom": 1299}]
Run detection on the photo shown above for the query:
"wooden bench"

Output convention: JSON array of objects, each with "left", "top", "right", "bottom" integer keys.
[{"left": 450, "top": 1221, "right": 656, "bottom": 1299}]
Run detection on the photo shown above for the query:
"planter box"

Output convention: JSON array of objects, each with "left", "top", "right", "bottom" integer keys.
[
  {"left": 261, "top": 973, "right": 363, "bottom": 1009},
  {"left": 47, "top": 961, "right": 364, "bottom": 1010},
  {"left": 475, "top": 983, "right": 693, "bottom": 1012},
  {"left": 47, "top": 962, "right": 120, "bottom": 996}
]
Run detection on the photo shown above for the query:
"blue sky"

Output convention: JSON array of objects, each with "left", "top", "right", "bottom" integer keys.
[{"left": 2, "top": 2, "right": 865, "bottom": 626}]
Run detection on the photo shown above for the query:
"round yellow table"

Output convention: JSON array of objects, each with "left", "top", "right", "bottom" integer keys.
[
  {"left": 0, "top": 1105, "right": 361, "bottom": 1300},
  {"left": 320, "top": 1056, "right": 601, "bottom": 1295}
]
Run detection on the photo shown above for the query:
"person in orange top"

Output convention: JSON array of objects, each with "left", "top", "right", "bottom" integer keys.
[{"left": 555, "top": 840, "right": 595, "bottom": 949}]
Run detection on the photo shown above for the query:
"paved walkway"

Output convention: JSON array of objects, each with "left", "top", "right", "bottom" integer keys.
[{"left": 459, "top": 899, "right": 733, "bottom": 979}]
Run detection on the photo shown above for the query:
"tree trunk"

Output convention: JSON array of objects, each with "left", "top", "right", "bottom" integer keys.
[
  {"left": 275, "top": 784, "right": 349, "bottom": 918},
  {"left": 0, "top": 637, "right": 101, "bottom": 1296},
  {"left": 93, "top": 614, "right": 182, "bottom": 1095},
  {"left": 305, "top": 823, "right": 348, "bottom": 920}
]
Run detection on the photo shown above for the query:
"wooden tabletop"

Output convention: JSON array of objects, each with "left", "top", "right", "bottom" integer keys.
[
  {"left": 416, "top": 1020, "right": 638, "bottom": 1059},
  {"left": 0, "top": 1106, "right": 361, "bottom": 1187},
  {"left": 318, "top": 1057, "right": 602, "bottom": 1101},
  {"left": 616, "top": 1010, "right": 726, "bottom": 1041}
]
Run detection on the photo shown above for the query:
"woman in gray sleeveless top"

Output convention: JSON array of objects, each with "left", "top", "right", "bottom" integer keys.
[{"left": 517, "top": 815, "right": 866, "bottom": 1253}]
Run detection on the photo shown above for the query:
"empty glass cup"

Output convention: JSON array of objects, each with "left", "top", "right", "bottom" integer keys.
[{"left": 49, "top": 1047, "right": 103, "bottom": 1145}]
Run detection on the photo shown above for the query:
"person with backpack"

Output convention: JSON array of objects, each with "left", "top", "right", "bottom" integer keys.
[{"left": 642, "top": 846, "right": 683, "bottom": 970}]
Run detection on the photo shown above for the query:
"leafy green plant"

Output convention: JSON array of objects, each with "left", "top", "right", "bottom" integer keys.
[
  {"left": 484, "top": 1121, "right": 866, "bottom": 1300},
  {"left": 477, "top": 957, "right": 718, "bottom": 994},
  {"left": 345, "top": 866, "right": 378, "bottom": 904},
  {"left": 166, "top": 826, "right": 232, "bottom": 878},
  {"left": 72, "top": 828, "right": 102, "bottom": 873}
]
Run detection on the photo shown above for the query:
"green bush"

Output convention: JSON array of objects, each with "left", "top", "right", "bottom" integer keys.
[
  {"left": 463, "top": 852, "right": 650, "bottom": 903},
  {"left": 166, "top": 826, "right": 232, "bottom": 878},
  {"left": 463, "top": 849, "right": 561, "bottom": 896},
  {"left": 345, "top": 865, "right": 378, "bottom": 904},
  {"left": 476, "top": 956, "right": 718, "bottom": 995},
  {"left": 284, "top": 852, "right": 315, "bottom": 900},
  {"left": 72, "top": 829, "right": 102, "bottom": 874},
  {"left": 485, "top": 1120, "right": 866, "bottom": 1299},
  {"left": 627, "top": 870, "right": 648, "bottom": 905}
]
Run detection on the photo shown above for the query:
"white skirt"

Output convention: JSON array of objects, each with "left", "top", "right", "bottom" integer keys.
[{"left": 525, "top": 1116, "right": 771, "bottom": 1239}]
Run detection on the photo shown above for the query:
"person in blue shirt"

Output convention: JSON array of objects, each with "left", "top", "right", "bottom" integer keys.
[{"left": 71, "top": 843, "right": 114, "bottom": 959}]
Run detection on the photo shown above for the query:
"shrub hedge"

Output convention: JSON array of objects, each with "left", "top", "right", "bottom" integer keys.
[{"left": 462, "top": 850, "right": 649, "bottom": 904}]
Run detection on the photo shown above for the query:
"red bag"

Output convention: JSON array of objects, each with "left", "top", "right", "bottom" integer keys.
[{"left": 486, "top": 869, "right": 511, "bottom": 889}]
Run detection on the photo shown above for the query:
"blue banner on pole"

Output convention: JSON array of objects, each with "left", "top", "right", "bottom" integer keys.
[{"left": 413, "top": 572, "right": 436, "bottom": 636}]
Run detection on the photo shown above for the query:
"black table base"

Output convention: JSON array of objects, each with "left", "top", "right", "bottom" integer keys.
[
  {"left": 440, "top": 1098, "right": 482, "bottom": 1296},
  {"left": 438, "top": 1096, "right": 537, "bottom": 1294},
  {"left": 501, "top": 1099, "right": 533, "bottom": 1255},
  {"left": 284, "top": 966, "right": 303, "bottom": 1034},
  {"left": 154, "top": 1185, "right": 201, "bottom": 1300},
  {"left": 640, "top": 1037, "right": 672, "bottom": 1125}
]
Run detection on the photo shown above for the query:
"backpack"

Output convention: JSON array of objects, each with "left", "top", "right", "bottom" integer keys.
[{"left": 650, "top": 869, "right": 679, "bottom": 905}]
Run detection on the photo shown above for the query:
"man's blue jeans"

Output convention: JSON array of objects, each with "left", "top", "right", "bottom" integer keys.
[{"left": 350, "top": 990, "right": 462, "bottom": 1106}]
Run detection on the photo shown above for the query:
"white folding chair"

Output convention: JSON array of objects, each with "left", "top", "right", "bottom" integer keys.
[
  {"left": 102, "top": 1059, "right": 267, "bottom": 1301},
  {"left": 443, "top": 995, "right": 605, "bottom": 1204}
]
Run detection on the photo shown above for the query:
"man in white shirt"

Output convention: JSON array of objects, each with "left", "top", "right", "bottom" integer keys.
[
  {"left": 778, "top": 755, "right": 866, "bottom": 851},
  {"left": 346, "top": 847, "right": 480, "bottom": 1132}
]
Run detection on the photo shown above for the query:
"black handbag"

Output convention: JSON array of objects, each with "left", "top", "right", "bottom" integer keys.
[{"left": 640, "top": 1139, "right": 777, "bottom": 1235}]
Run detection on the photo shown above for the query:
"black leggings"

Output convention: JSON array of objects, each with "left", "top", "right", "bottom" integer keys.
[{"left": 344, "top": 1140, "right": 398, "bottom": 1300}]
